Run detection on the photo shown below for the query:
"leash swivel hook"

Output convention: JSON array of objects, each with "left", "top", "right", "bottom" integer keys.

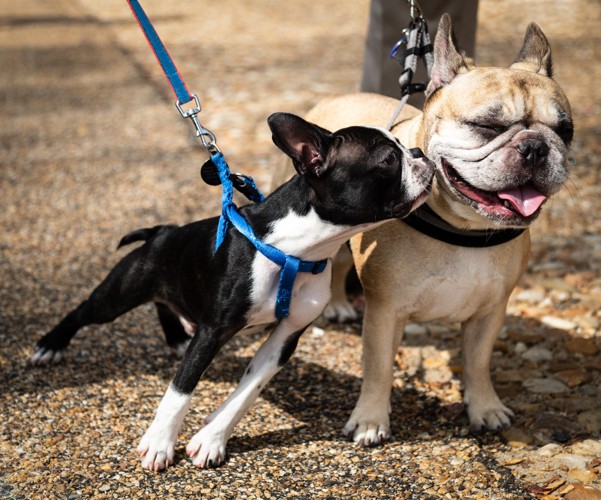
[{"left": 176, "top": 94, "right": 221, "bottom": 154}]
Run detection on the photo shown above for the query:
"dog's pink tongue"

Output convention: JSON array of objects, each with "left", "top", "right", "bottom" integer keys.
[{"left": 498, "top": 185, "right": 547, "bottom": 217}]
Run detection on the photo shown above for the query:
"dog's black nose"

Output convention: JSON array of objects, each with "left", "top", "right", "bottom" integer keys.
[
  {"left": 409, "top": 148, "right": 425, "bottom": 159},
  {"left": 518, "top": 139, "right": 549, "bottom": 166}
]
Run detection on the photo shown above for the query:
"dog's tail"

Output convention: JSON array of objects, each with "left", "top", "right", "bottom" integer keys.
[{"left": 117, "top": 225, "right": 167, "bottom": 249}]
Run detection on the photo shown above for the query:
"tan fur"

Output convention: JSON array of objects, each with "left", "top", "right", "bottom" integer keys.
[{"left": 299, "top": 15, "right": 572, "bottom": 443}]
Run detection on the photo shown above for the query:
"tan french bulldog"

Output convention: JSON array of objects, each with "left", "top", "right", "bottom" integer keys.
[{"left": 303, "top": 14, "right": 573, "bottom": 444}]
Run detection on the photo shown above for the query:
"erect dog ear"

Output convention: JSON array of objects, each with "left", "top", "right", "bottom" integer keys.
[
  {"left": 268, "top": 113, "right": 333, "bottom": 177},
  {"left": 510, "top": 22, "right": 553, "bottom": 77},
  {"left": 425, "top": 13, "right": 475, "bottom": 97}
]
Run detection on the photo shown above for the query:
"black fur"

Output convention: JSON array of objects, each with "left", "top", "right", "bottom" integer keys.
[
  {"left": 278, "top": 328, "right": 306, "bottom": 367},
  {"left": 33, "top": 113, "right": 426, "bottom": 405}
]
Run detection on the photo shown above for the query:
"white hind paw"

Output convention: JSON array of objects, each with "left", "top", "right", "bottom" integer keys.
[{"left": 31, "top": 347, "right": 64, "bottom": 366}]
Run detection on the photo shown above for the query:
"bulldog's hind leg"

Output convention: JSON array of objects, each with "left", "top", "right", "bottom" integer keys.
[
  {"left": 156, "top": 303, "right": 192, "bottom": 358},
  {"left": 323, "top": 245, "right": 357, "bottom": 322},
  {"left": 343, "top": 298, "right": 403, "bottom": 446},
  {"left": 461, "top": 304, "right": 514, "bottom": 432},
  {"left": 31, "top": 247, "right": 156, "bottom": 365}
]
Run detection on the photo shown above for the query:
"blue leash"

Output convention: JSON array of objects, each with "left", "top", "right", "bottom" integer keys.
[
  {"left": 126, "top": 0, "right": 327, "bottom": 318},
  {"left": 127, "top": 0, "right": 192, "bottom": 105}
]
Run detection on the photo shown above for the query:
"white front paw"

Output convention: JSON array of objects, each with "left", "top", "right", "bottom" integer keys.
[
  {"left": 465, "top": 393, "right": 514, "bottom": 432},
  {"left": 343, "top": 411, "right": 390, "bottom": 446},
  {"left": 137, "top": 425, "right": 177, "bottom": 471},
  {"left": 323, "top": 299, "right": 358, "bottom": 322},
  {"left": 186, "top": 425, "right": 228, "bottom": 468}
]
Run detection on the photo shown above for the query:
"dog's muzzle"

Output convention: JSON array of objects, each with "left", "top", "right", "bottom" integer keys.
[{"left": 517, "top": 138, "right": 549, "bottom": 167}]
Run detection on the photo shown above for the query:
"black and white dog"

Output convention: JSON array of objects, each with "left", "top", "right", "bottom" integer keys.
[{"left": 31, "top": 112, "right": 434, "bottom": 470}]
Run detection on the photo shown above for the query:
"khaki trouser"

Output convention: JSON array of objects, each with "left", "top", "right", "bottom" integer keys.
[{"left": 360, "top": 0, "right": 479, "bottom": 106}]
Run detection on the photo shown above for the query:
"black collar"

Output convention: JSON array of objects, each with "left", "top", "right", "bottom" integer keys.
[{"left": 402, "top": 204, "right": 525, "bottom": 248}]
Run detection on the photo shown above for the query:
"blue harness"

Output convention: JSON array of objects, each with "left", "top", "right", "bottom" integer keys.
[
  {"left": 127, "top": 0, "right": 327, "bottom": 319},
  {"left": 211, "top": 153, "right": 327, "bottom": 318}
]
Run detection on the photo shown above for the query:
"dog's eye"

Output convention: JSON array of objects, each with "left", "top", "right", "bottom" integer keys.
[
  {"left": 381, "top": 150, "right": 398, "bottom": 166},
  {"left": 465, "top": 121, "right": 508, "bottom": 136},
  {"left": 554, "top": 120, "right": 574, "bottom": 145}
]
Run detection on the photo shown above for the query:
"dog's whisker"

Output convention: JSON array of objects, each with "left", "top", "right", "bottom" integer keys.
[{"left": 562, "top": 177, "right": 582, "bottom": 207}]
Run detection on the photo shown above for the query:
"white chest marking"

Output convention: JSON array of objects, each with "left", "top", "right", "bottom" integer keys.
[{"left": 247, "top": 208, "right": 372, "bottom": 327}]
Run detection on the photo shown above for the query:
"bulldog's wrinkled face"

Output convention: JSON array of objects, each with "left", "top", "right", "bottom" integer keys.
[
  {"left": 427, "top": 68, "right": 573, "bottom": 227},
  {"left": 420, "top": 19, "right": 574, "bottom": 229}
]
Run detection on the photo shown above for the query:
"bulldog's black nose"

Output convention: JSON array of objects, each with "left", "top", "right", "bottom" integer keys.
[
  {"left": 409, "top": 148, "right": 425, "bottom": 159},
  {"left": 518, "top": 139, "right": 549, "bottom": 166}
]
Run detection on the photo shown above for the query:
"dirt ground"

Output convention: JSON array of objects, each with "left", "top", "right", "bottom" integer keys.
[{"left": 1, "top": 0, "right": 600, "bottom": 498}]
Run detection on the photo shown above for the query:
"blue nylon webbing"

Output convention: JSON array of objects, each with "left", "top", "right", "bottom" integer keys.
[
  {"left": 127, "top": 0, "right": 193, "bottom": 105},
  {"left": 211, "top": 153, "right": 327, "bottom": 319},
  {"left": 126, "top": 1, "right": 327, "bottom": 319}
]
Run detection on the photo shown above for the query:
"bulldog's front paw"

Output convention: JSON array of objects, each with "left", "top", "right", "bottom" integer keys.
[
  {"left": 186, "top": 426, "right": 228, "bottom": 468},
  {"left": 137, "top": 426, "right": 177, "bottom": 471},
  {"left": 343, "top": 411, "right": 391, "bottom": 446},
  {"left": 465, "top": 393, "right": 514, "bottom": 433},
  {"left": 323, "top": 299, "right": 357, "bottom": 323}
]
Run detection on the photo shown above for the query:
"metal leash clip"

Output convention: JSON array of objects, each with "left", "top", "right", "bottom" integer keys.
[
  {"left": 384, "top": 0, "right": 433, "bottom": 130},
  {"left": 390, "top": 29, "right": 409, "bottom": 63},
  {"left": 390, "top": 0, "right": 427, "bottom": 64},
  {"left": 176, "top": 94, "right": 220, "bottom": 154}
]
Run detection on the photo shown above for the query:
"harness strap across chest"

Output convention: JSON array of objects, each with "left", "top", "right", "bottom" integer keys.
[{"left": 213, "top": 153, "right": 328, "bottom": 319}]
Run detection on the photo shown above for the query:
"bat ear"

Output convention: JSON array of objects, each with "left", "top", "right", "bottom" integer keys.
[
  {"left": 510, "top": 22, "right": 553, "bottom": 77},
  {"left": 426, "top": 14, "right": 475, "bottom": 96},
  {"left": 268, "top": 113, "right": 333, "bottom": 177}
]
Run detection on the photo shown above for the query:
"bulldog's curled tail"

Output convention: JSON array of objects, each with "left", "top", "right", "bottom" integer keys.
[{"left": 117, "top": 225, "right": 175, "bottom": 249}]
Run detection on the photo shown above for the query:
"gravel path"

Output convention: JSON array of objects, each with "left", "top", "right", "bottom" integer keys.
[{"left": 1, "top": 0, "right": 600, "bottom": 498}]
